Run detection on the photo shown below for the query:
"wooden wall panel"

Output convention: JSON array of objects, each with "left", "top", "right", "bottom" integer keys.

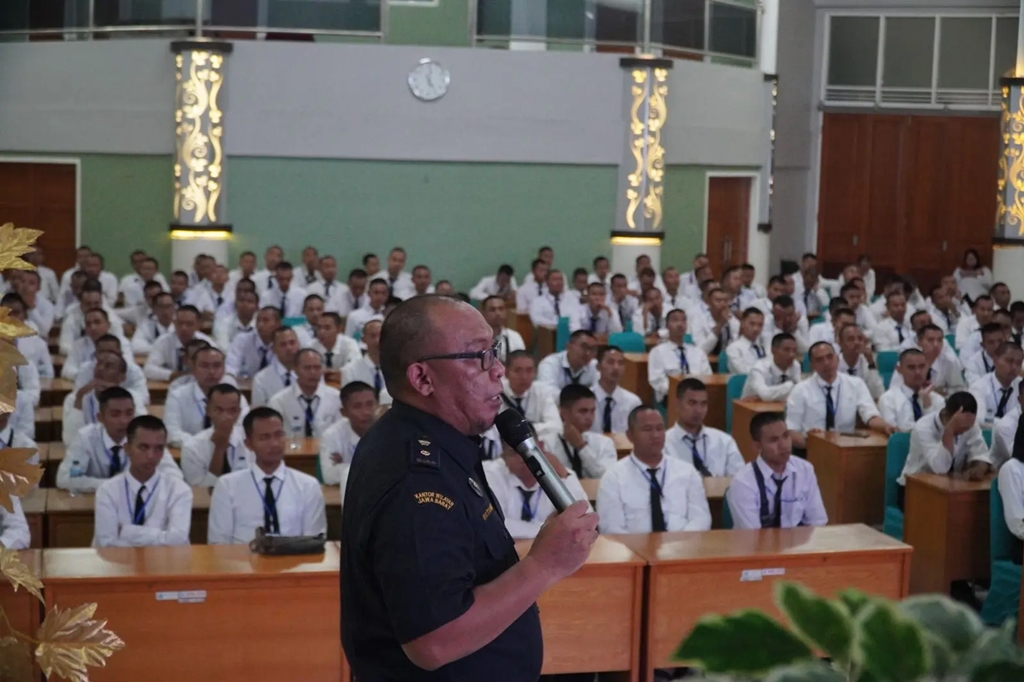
[{"left": 0, "top": 162, "right": 77, "bottom": 275}]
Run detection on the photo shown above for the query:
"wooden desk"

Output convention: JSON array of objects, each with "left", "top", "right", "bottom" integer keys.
[
  {"left": 666, "top": 375, "right": 728, "bottom": 431},
  {"left": 534, "top": 324, "right": 556, "bottom": 359},
  {"left": 621, "top": 352, "right": 652, "bottom": 406},
  {"left": 40, "top": 379, "right": 173, "bottom": 409},
  {"left": 323, "top": 485, "right": 342, "bottom": 541},
  {"left": 42, "top": 544, "right": 347, "bottom": 682},
  {"left": 21, "top": 488, "right": 47, "bottom": 549},
  {"left": 732, "top": 401, "right": 785, "bottom": 462},
  {"left": 0, "top": 550, "right": 42, "bottom": 640},
  {"left": 509, "top": 310, "right": 533, "bottom": 350},
  {"left": 579, "top": 477, "right": 730, "bottom": 528},
  {"left": 33, "top": 407, "right": 54, "bottom": 442},
  {"left": 612, "top": 525, "right": 911, "bottom": 680},
  {"left": 904, "top": 473, "right": 992, "bottom": 595},
  {"left": 284, "top": 437, "right": 320, "bottom": 478},
  {"left": 516, "top": 536, "right": 644, "bottom": 680},
  {"left": 807, "top": 431, "right": 889, "bottom": 526},
  {"left": 610, "top": 432, "right": 632, "bottom": 458}
]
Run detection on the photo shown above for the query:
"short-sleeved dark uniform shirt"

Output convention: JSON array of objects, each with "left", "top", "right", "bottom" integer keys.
[{"left": 341, "top": 400, "right": 543, "bottom": 681}]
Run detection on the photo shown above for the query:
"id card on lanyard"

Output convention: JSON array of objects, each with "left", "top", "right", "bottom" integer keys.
[{"left": 630, "top": 456, "right": 666, "bottom": 498}]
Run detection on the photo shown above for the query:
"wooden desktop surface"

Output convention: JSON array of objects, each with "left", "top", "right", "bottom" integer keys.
[
  {"left": 610, "top": 432, "right": 632, "bottom": 458},
  {"left": 807, "top": 431, "right": 889, "bottom": 525},
  {"left": 904, "top": 473, "right": 992, "bottom": 594},
  {"left": 508, "top": 309, "right": 533, "bottom": 350},
  {"left": 621, "top": 353, "right": 652, "bottom": 406},
  {"left": 610, "top": 525, "right": 911, "bottom": 679},
  {"left": 732, "top": 401, "right": 785, "bottom": 462},
  {"left": 42, "top": 544, "right": 346, "bottom": 682}
]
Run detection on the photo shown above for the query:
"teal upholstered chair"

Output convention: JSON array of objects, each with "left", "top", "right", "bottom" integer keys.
[
  {"left": 882, "top": 432, "right": 911, "bottom": 541},
  {"left": 946, "top": 334, "right": 958, "bottom": 354},
  {"left": 607, "top": 332, "right": 645, "bottom": 353},
  {"left": 876, "top": 350, "right": 899, "bottom": 389},
  {"left": 718, "top": 352, "right": 729, "bottom": 374},
  {"left": 721, "top": 488, "right": 734, "bottom": 530},
  {"left": 980, "top": 478, "right": 1022, "bottom": 627},
  {"left": 555, "top": 317, "right": 571, "bottom": 352},
  {"left": 801, "top": 352, "right": 811, "bottom": 373},
  {"left": 724, "top": 375, "right": 748, "bottom": 434}
]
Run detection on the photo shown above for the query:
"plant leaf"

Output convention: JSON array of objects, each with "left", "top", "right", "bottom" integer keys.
[
  {"left": 854, "top": 600, "right": 929, "bottom": 682},
  {"left": 837, "top": 589, "right": 872, "bottom": 618},
  {"left": 775, "top": 581, "right": 855, "bottom": 665},
  {"left": 0, "top": 548, "right": 42, "bottom": 602},
  {"left": 898, "top": 594, "right": 985, "bottom": 654},
  {"left": 0, "top": 311, "right": 33, "bottom": 342},
  {"left": 35, "top": 604, "right": 124, "bottom": 682},
  {"left": 972, "top": 661, "right": 1024, "bottom": 682},
  {"left": 0, "top": 449, "right": 41, "bottom": 514},
  {"left": 954, "top": 623, "right": 1024, "bottom": 677},
  {"left": 673, "top": 610, "right": 813, "bottom": 674},
  {"left": 0, "top": 224, "right": 43, "bottom": 272},
  {"left": 764, "top": 661, "right": 847, "bottom": 682},
  {"left": 0, "top": 636, "right": 33, "bottom": 682}
]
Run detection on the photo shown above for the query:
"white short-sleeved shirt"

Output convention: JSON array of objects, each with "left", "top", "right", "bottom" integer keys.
[
  {"left": 501, "top": 380, "right": 563, "bottom": 439},
  {"left": 180, "top": 426, "right": 254, "bottom": 487},
  {"left": 877, "top": 384, "right": 945, "bottom": 432},
  {"left": 589, "top": 383, "right": 642, "bottom": 435},
  {"left": 268, "top": 383, "right": 342, "bottom": 438},
  {"left": 483, "top": 458, "right": 589, "bottom": 539},
  {"left": 258, "top": 285, "right": 308, "bottom": 319},
  {"left": 529, "top": 293, "right": 580, "bottom": 328},
  {"left": 663, "top": 424, "right": 744, "bottom": 477},
  {"left": 93, "top": 471, "right": 193, "bottom": 547},
  {"left": 536, "top": 352, "right": 598, "bottom": 391},
  {"left": 225, "top": 331, "right": 273, "bottom": 379},
  {"left": 727, "top": 456, "right": 828, "bottom": 529},
  {"left": 741, "top": 358, "right": 801, "bottom": 401},
  {"left": 998, "top": 458, "right": 1024, "bottom": 541},
  {"left": 785, "top": 373, "right": 880, "bottom": 434},
  {"left": 540, "top": 430, "right": 618, "bottom": 479},
  {"left": 990, "top": 407, "right": 1022, "bottom": 471},
  {"left": 596, "top": 454, "right": 711, "bottom": 534},
  {"left": 969, "top": 374, "right": 1022, "bottom": 424},
  {"left": 341, "top": 354, "right": 393, "bottom": 405},
  {"left": 647, "top": 341, "right": 713, "bottom": 403},
  {"left": 898, "top": 414, "right": 991, "bottom": 485},
  {"left": 251, "top": 359, "right": 298, "bottom": 407},
  {"left": 725, "top": 336, "right": 768, "bottom": 376},
  {"left": 319, "top": 418, "right": 363, "bottom": 487},
  {"left": 311, "top": 335, "right": 361, "bottom": 371}
]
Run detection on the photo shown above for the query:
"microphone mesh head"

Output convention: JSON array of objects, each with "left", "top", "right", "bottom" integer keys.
[{"left": 494, "top": 409, "right": 533, "bottom": 447}]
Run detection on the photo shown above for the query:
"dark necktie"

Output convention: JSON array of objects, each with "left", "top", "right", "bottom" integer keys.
[
  {"left": 325, "top": 351, "right": 334, "bottom": 368},
  {"left": 537, "top": 283, "right": 542, "bottom": 296},
  {"left": 325, "top": 282, "right": 332, "bottom": 298},
  {"left": 388, "top": 277, "right": 396, "bottom": 297},
  {"left": 202, "top": 399, "right": 211, "bottom": 429},
  {"left": 566, "top": 368, "right": 582, "bottom": 385},
  {"left": 280, "top": 296, "right": 287, "bottom": 318},
  {"left": 754, "top": 343, "right": 765, "bottom": 359},
  {"left": 283, "top": 371, "right": 291, "bottom": 387},
  {"left": 848, "top": 366, "right": 857, "bottom": 376},
  {"left": 267, "top": 278, "right": 273, "bottom": 290},
  {"left": 804, "top": 291, "right": 813, "bottom": 313},
  {"left": 259, "top": 346, "right": 269, "bottom": 370},
  {"left": 603, "top": 397, "right": 613, "bottom": 433},
  {"left": 619, "top": 302, "right": 627, "bottom": 325},
  {"left": 216, "top": 295, "right": 223, "bottom": 307},
  {"left": 263, "top": 477, "right": 280, "bottom": 534},
  {"left": 648, "top": 468, "right": 667, "bottom": 532},
  {"left": 222, "top": 446, "right": 233, "bottom": 476},
  {"left": 927, "top": 367, "right": 934, "bottom": 381},
  {"left": 590, "top": 314, "right": 599, "bottom": 333},
  {"left": 911, "top": 392, "right": 923, "bottom": 421},
  {"left": 519, "top": 488, "right": 535, "bottom": 522},
  {"left": 997, "top": 387, "right": 1013, "bottom": 418},
  {"left": 896, "top": 324, "right": 904, "bottom": 344},
  {"left": 133, "top": 485, "right": 147, "bottom": 525},
  {"left": 561, "top": 437, "right": 583, "bottom": 477},
  {"left": 176, "top": 348, "right": 184, "bottom": 372},
  {"left": 684, "top": 436, "right": 712, "bottom": 477},
  {"left": 514, "top": 396, "right": 525, "bottom": 414},
  {"left": 824, "top": 385, "right": 836, "bottom": 431},
  {"left": 984, "top": 355, "right": 993, "bottom": 373},
  {"left": 373, "top": 366, "right": 383, "bottom": 396},
  {"left": 303, "top": 396, "right": 315, "bottom": 437},
  {"left": 553, "top": 296, "right": 560, "bottom": 318},
  {"left": 479, "top": 440, "right": 493, "bottom": 461},
  {"left": 678, "top": 346, "right": 690, "bottom": 374},
  {"left": 109, "top": 445, "right": 122, "bottom": 476},
  {"left": 771, "top": 476, "right": 787, "bottom": 528},
  {"left": 1015, "top": 330, "right": 1023, "bottom": 346}
]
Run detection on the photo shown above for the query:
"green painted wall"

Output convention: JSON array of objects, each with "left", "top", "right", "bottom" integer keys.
[{"left": 387, "top": 0, "right": 471, "bottom": 47}]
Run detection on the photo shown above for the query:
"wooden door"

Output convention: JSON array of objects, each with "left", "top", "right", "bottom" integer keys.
[
  {"left": 706, "top": 176, "right": 751, "bottom": 278},
  {"left": 0, "top": 161, "right": 77, "bottom": 276}
]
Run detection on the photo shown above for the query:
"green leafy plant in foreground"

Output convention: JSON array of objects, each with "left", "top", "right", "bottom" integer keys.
[{"left": 673, "top": 582, "right": 1024, "bottom": 681}]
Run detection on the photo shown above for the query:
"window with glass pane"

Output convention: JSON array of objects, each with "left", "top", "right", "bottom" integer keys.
[
  {"left": 477, "top": 0, "right": 512, "bottom": 37},
  {"left": 882, "top": 17, "right": 935, "bottom": 89},
  {"left": 593, "top": 0, "right": 641, "bottom": 45},
  {"left": 709, "top": 2, "right": 756, "bottom": 58},
  {"left": 938, "top": 17, "right": 991, "bottom": 90},
  {"left": 266, "top": 0, "right": 380, "bottom": 32},
  {"left": 995, "top": 17, "right": 1020, "bottom": 88},
  {"left": 650, "top": 0, "right": 704, "bottom": 53},
  {"left": 827, "top": 16, "right": 879, "bottom": 87}
]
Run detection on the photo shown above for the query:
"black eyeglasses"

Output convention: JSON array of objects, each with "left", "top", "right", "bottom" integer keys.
[{"left": 416, "top": 340, "right": 502, "bottom": 372}]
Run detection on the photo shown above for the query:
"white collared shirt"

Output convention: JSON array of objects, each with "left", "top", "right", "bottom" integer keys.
[
  {"left": 494, "top": 328, "right": 526, "bottom": 364},
  {"left": 307, "top": 280, "right": 364, "bottom": 316},
  {"left": 470, "top": 275, "right": 518, "bottom": 301},
  {"left": 691, "top": 309, "right": 740, "bottom": 356},
  {"left": 899, "top": 414, "right": 990, "bottom": 484},
  {"left": 213, "top": 312, "right": 256, "bottom": 350},
  {"left": 259, "top": 285, "right": 308, "bottom": 319},
  {"left": 318, "top": 418, "right": 363, "bottom": 486},
  {"left": 589, "top": 383, "right": 642, "bottom": 435},
  {"left": 529, "top": 292, "right": 579, "bottom": 328},
  {"left": 208, "top": 463, "right": 326, "bottom": 544},
  {"left": 631, "top": 307, "right": 669, "bottom": 337},
  {"left": 741, "top": 357, "right": 801, "bottom": 401},
  {"left": 0, "top": 497, "right": 29, "bottom": 550},
  {"left": 61, "top": 390, "right": 147, "bottom": 447},
  {"left": 143, "top": 330, "right": 217, "bottom": 381},
  {"left": 785, "top": 373, "right": 880, "bottom": 435},
  {"left": 0, "top": 426, "right": 39, "bottom": 469},
  {"left": 607, "top": 295, "right": 639, "bottom": 330},
  {"left": 181, "top": 425, "right": 254, "bottom": 487},
  {"left": 837, "top": 353, "right": 885, "bottom": 401},
  {"left": 576, "top": 305, "right": 623, "bottom": 335},
  {"left": 927, "top": 302, "right": 959, "bottom": 334},
  {"left": 57, "top": 423, "right": 183, "bottom": 493},
  {"left": 536, "top": 351, "right": 598, "bottom": 391},
  {"left": 165, "top": 380, "right": 250, "bottom": 447},
  {"left": 268, "top": 382, "right": 341, "bottom": 438},
  {"left": 727, "top": 455, "right": 828, "bottom": 529},
  {"left": 93, "top": 471, "right": 193, "bottom": 547},
  {"left": 26, "top": 297, "right": 55, "bottom": 339},
  {"left": 760, "top": 316, "right": 810, "bottom": 356},
  {"left": 663, "top": 424, "right": 743, "bottom": 477},
  {"left": 597, "top": 453, "right": 711, "bottom": 534},
  {"left": 955, "top": 314, "right": 980, "bottom": 351},
  {"left": 989, "top": 406, "right": 1021, "bottom": 470},
  {"left": 501, "top": 380, "right": 563, "bottom": 439},
  {"left": 225, "top": 331, "right": 273, "bottom": 379},
  {"left": 130, "top": 317, "right": 174, "bottom": 355},
  {"left": 963, "top": 350, "right": 996, "bottom": 385},
  {"left": 969, "top": 374, "right": 1022, "bottom": 424},
  {"left": 344, "top": 306, "right": 385, "bottom": 338},
  {"left": 890, "top": 343, "right": 965, "bottom": 393},
  {"left": 515, "top": 280, "right": 548, "bottom": 312},
  {"left": 540, "top": 430, "right": 618, "bottom": 479},
  {"left": 647, "top": 340, "right": 713, "bottom": 403},
  {"left": 37, "top": 265, "right": 59, "bottom": 304},
  {"left": 59, "top": 302, "right": 125, "bottom": 355},
  {"left": 807, "top": 323, "right": 840, "bottom": 351},
  {"left": 483, "top": 458, "right": 589, "bottom": 539},
  {"left": 72, "top": 359, "right": 150, "bottom": 405},
  {"left": 61, "top": 333, "right": 133, "bottom": 381},
  {"left": 340, "top": 354, "right": 393, "bottom": 405},
  {"left": 312, "top": 335, "right": 361, "bottom": 370},
  {"left": 183, "top": 285, "right": 217, "bottom": 313},
  {"left": 726, "top": 336, "right": 768, "bottom": 376},
  {"left": 878, "top": 384, "right": 945, "bottom": 432},
  {"left": 998, "top": 457, "right": 1024, "bottom": 540},
  {"left": 251, "top": 358, "right": 298, "bottom": 407},
  {"left": 873, "top": 317, "right": 912, "bottom": 352},
  {"left": 371, "top": 270, "right": 415, "bottom": 300},
  {"left": 15, "top": 335, "right": 53, "bottom": 380}
]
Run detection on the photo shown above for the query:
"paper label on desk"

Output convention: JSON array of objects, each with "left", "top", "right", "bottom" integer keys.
[
  {"left": 740, "top": 568, "right": 785, "bottom": 582},
  {"left": 155, "top": 590, "right": 207, "bottom": 604}
]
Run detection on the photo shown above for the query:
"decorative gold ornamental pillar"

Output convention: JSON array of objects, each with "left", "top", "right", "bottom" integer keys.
[
  {"left": 994, "top": 76, "right": 1024, "bottom": 298},
  {"left": 170, "top": 40, "right": 233, "bottom": 270},
  {"left": 611, "top": 57, "right": 673, "bottom": 276}
]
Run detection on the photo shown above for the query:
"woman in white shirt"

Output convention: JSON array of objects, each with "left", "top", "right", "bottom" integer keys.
[{"left": 954, "top": 249, "right": 993, "bottom": 303}]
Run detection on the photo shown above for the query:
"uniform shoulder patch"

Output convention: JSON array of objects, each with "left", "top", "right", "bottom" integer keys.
[{"left": 409, "top": 436, "right": 441, "bottom": 472}]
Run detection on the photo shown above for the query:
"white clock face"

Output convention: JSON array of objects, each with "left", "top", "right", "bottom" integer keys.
[{"left": 408, "top": 59, "right": 450, "bottom": 102}]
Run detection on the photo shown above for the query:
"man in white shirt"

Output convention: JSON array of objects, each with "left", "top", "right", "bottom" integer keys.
[
  {"left": 3, "top": 293, "right": 54, "bottom": 379},
  {"left": 371, "top": 247, "right": 415, "bottom": 300},
  {"left": 808, "top": 303, "right": 854, "bottom": 351},
  {"left": 741, "top": 332, "right": 802, "bottom": 401},
  {"left": 897, "top": 392, "right": 992, "bottom": 507},
  {"left": 878, "top": 348, "right": 945, "bottom": 432},
  {"left": 213, "top": 289, "right": 259, "bottom": 350},
  {"left": 269, "top": 349, "right": 341, "bottom": 438},
  {"left": 0, "top": 497, "right": 30, "bottom": 549},
  {"left": 226, "top": 306, "right": 280, "bottom": 379},
  {"left": 992, "top": 282, "right": 1012, "bottom": 312},
  {"left": 168, "top": 271, "right": 191, "bottom": 308},
  {"left": 590, "top": 346, "right": 641, "bottom": 434},
  {"left": 992, "top": 391, "right": 1024, "bottom": 471},
  {"left": 470, "top": 264, "right": 517, "bottom": 302},
  {"left": 969, "top": 341, "right": 1024, "bottom": 424},
  {"left": 16, "top": 270, "right": 55, "bottom": 339},
  {"left": 292, "top": 294, "right": 325, "bottom": 348},
  {"left": 597, "top": 405, "right": 710, "bottom": 533},
  {"left": 228, "top": 250, "right": 260, "bottom": 289},
  {"left": 502, "top": 351, "right": 562, "bottom": 439},
  {"left": 57, "top": 247, "right": 91, "bottom": 310},
  {"left": 143, "top": 306, "right": 216, "bottom": 382},
  {"left": 208, "top": 407, "right": 327, "bottom": 544},
  {"left": 61, "top": 308, "right": 128, "bottom": 381},
  {"left": 119, "top": 252, "right": 168, "bottom": 300},
  {"left": 345, "top": 278, "right": 389, "bottom": 338},
  {"left": 24, "top": 246, "right": 59, "bottom": 305},
  {"left": 313, "top": 312, "right": 360, "bottom": 382},
  {"left": 839, "top": 281, "right": 877, "bottom": 333},
  {"left": 298, "top": 246, "right": 323, "bottom": 289},
  {"left": 252, "top": 326, "right": 301, "bottom": 406},
  {"left": 165, "top": 347, "right": 249, "bottom": 446},
  {"left": 0, "top": 410, "right": 39, "bottom": 474},
  {"left": 648, "top": 309, "right": 713, "bottom": 404},
  {"left": 570, "top": 268, "right": 590, "bottom": 305},
  {"left": 627, "top": 257, "right": 665, "bottom": 295},
  {"left": 120, "top": 276, "right": 163, "bottom": 328},
  {"left": 893, "top": 323, "right": 966, "bottom": 395},
  {"left": 541, "top": 385, "right": 618, "bottom": 479},
  {"left": 660, "top": 267, "right": 689, "bottom": 312},
  {"left": 410, "top": 265, "right": 435, "bottom": 297},
  {"left": 59, "top": 280, "right": 125, "bottom": 355},
  {"left": 306, "top": 256, "right": 349, "bottom": 314},
  {"left": 759, "top": 295, "right": 809, "bottom": 356},
  {"left": 251, "top": 245, "right": 283, "bottom": 293},
  {"left": 482, "top": 296, "right": 525, "bottom": 365},
  {"left": 81, "top": 253, "right": 119, "bottom": 306},
  {"left": 259, "top": 262, "right": 308, "bottom": 320},
  {"left": 692, "top": 286, "right": 739, "bottom": 357},
  {"left": 93, "top": 415, "right": 193, "bottom": 548},
  {"left": 725, "top": 308, "right": 767, "bottom": 375},
  {"left": 319, "top": 381, "right": 378, "bottom": 488},
  {"left": 588, "top": 256, "right": 611, "bottom": 287},
  {"left": 836, "top": 324, "right": 886, "bottom": 401},
  {"left": 361, "top": 252, "right": 381, "bottom": 280},
  {"left": 341, "top": 319, "right": 392, "bottom": 405},
  {"left": 680, "top": 253, "right": 710, "bottom": 298},
  {"left": 536, "top": 330, "right": 599, "bottom": 390},
  {"left": 529, "top": 270, "right": 578, "bottom": 328},
  {"left": 996, "top": 410, "right": 1024, "bottom": 558},
  {"left": 631, "top": 287, "right": 667, "bottom": 338},
  {"left": 515, "top": 259, "right": 549, "bottom": 313},
  {"left": 576, "top": 282, "right": 623, "bottom": 337},
  {"left": 483, "top": 445, "right": 588, "bottom": 540},
  {"left": 607, "top": 274, "right": 639, "bottom": 331},
  {"left": 786, "top": 341, "right": 895, "bottom": 450},
  {"left": 873, "top": 291, "right": 913, "bottom": 351},
  {"left": 57, "top": 387, "right": 182, "bottom": 493},
  {"left": 963, "top": 322, "right": 1005, "bottom": 384},
  {"left": 727, "top": 411, "right": 828, "bottom": 529},
  {"left": 927, "top": 283, "right": 960, "bottom": 335},
  {"left": 665, "top": 378, "right": 743, "bottom": 477},
  {"left": 131, "top": 292, "right": 176, "bottom": 355},
  {"left": 957, "top": 295, "right": 994, "bottom": 351},
  {"left": 181, "top": 384, "right": 254, "bottom": 487},
  {"left": 64, "top": 347, "right": 149, "bottom": 440}
]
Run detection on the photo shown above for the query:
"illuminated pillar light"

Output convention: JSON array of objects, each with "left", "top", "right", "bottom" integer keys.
[
  {"left": 611, "top": 57, "right": 673, "bottom": 276},
  {"left": 170, "top": 40, "right": 234, "bottom": 270}
]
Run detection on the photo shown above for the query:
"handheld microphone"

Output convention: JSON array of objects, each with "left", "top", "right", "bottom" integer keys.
[{"left": 494, "top": 409, "right": 577, "bottom": 513}]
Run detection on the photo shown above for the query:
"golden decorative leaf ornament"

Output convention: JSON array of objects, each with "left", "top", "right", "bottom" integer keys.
[
  {"left": 0, "top": 310, "right": 34, "bottom": 341},
  {"left": 0, "top": 449, "right": 41, "bottom": 514},
  {"left": 35, "top": 604, "right": 125, "bottom": 682},
  {"left": 0, "top": 636, "right": 33, "bottom": 682},
  {"left": 0, "top": 224, "right": 43, "bottom": 272},
  {"left": 0, "top": 547, "right": 42, "bottom": 602}
]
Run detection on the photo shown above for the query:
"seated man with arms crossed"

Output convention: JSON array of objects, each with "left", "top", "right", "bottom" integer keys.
[
  {"left": 597, "top": 405, "right": 711, "bottom": 533},
  {"left": 93, "top": 415, "right": 193, "bottom": 547},
  {"left": 181, "top": 384, "right": 254, "bottom": 487},
  {"left": 724, "top": 307, "right": 767, "bottom": 375},
  {"left": 319, "top": 381, "right": 379, "bottom": 489},
  {"left": 268, "top": 349, "right": 341, "bottom": 438},
  {"left": 741, "top": 332, "right": 802, "bottom": 402},
  {"left": 536, "top": 330, "right": 599, "bottom": 390},
  {"left": 878, "top": 348, "right": 945, "bottom": 432},
  {"left": 665, "top": 378, "right": 744, "bottom": 477},
  {"left": 541, "top": 385, "right": 617, "bottom": 480}
]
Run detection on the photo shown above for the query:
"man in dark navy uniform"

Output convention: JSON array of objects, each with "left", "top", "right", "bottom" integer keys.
[{"left": 341, "top": 295, "right": 598, "bottom": 681}]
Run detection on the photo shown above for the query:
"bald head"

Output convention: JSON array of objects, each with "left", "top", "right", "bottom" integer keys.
[{"left": 380, "top": 294, "right": 467, "bottom": 390}]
